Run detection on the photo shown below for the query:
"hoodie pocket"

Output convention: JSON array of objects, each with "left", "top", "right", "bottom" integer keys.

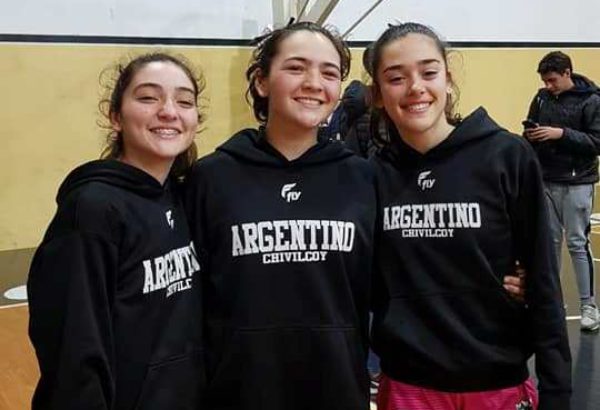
[
  {"left": 206, "top": 326, "right": 369, "bottom": 410},
  {"left": 134, "top": 349, "right": 205, "bottom": 410},
  {"left": 373, "top": 288, "right": 531, "bottom": 378}
]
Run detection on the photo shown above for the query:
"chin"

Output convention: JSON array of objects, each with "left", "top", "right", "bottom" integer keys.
[{"left": 293, "top": 117, "right": 327, "bottom": 130}]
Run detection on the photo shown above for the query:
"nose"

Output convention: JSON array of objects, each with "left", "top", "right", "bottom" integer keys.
[
  {"left": 408, "top": 77, "right": 425, "bottom": 94},
  {"left": 158, "top": 98, "right": 178, "bottom": 120},
  {"left": 302, "top": 69, "right": 323, "bottom": 91}
]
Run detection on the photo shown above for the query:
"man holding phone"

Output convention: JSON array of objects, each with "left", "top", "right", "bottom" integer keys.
[{"left": 524, "top": 51, "right": 600, "bottom": 331}]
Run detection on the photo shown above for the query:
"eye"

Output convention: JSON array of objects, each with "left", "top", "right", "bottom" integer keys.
[
  {"left": 323, "top": 70, "right": 341, "bottom": 80},
  {"left": 286, "top": 64, "right": 304, "bottom": 72},
  {"left": 388, "top": 76, "right": 406, "bottom": 84},
  {"left": 178, "top": 99, "right": 196, "bottom": 108},
  {"left": 423, "top": 70, "right": 438, "bottom": 79},
  {"left": 137, "top": 95, "right": 158, "bottom": 102}
]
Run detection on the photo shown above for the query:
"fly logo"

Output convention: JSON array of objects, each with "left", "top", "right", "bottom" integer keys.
[
  {"left": 165, "top": 210, "right": 174, "bottom": 229},
  {"left": 281, "top": 183, "right": 301, "bottom": 203},
  {"left": 417, "top": 170, "right": 435, "bottom": 191}
]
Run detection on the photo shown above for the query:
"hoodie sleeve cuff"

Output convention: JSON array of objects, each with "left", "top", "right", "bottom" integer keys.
[{"left": 538, "top": 391, "right": 571, "bottom": 410}]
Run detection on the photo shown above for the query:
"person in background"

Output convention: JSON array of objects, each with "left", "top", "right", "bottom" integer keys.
[
  {"left": 524, "top": 50, "right": 600, "bottom": 332},
  {"left": 328, "top": 43, "right": 375, "bottom": 158},
  {"left": 28, "top": 52, "right": 206, "bottom": 410}
]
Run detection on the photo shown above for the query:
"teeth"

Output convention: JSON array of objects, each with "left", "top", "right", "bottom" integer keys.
[
  {"left": 151, "top": 128, "right": 179, "bottom": 135},
  {"left": 406, "top": 103, "right": 429, "bottom": 113},
  {"left": 296, "top": 97, "right": 321, "bottom": 106}
]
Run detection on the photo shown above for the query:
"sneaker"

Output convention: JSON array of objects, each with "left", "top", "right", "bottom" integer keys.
[
  {"left": 581, "top": 304, "right": 600, "bottom": 331},
  {"left": 369, "top": 371, "right": 381, "bottom": 401}
]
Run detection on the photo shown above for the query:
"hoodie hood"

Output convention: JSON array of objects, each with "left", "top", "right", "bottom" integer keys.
[
  {"left": 217, "top": 127, "right": 354, "bottom": 168},
  {"left": 340, "top": 80, "right": 368, "bottom": 123},
  {"left": 571, "top": 73, "right": 600, "bottom": 94},
  {"left": 379, "top": 107, "right": 504, "bottom": 165},
  {"left": 57, "top": 159, "right": 168, "bottom": 204}
]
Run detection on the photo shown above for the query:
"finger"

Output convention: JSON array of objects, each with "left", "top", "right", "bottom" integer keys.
[
  {"left": 503, "top": 276, "right": 521, "bottom": 286},
  {"left": 503, "top": 284, "right": 525, "bottom": 300},
  {"left": 528, "top": 132, "right": 544, "bottom": 139}
]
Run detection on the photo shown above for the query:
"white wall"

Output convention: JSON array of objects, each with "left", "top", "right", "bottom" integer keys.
[
  {"left": 331, "top": 0, "right": 600, "bottom": 42},
  {"left": 1, "top": 0, "right": 273, "bottom": 38},
  {"left": 2, "top": 0, "right": 599, "bottom": 42}
]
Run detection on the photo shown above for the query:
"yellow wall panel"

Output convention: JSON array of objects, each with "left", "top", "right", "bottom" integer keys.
[
  {"left": 2, "top": 44, "right": 600, "bottom": 250},
  {"left": 0, "top": 44, "right": 256, "bottom": 251}
]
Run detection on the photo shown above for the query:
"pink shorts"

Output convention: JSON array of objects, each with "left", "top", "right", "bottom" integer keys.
[{"left": 376, "top": 374, "right": 538, "bottom": 410}]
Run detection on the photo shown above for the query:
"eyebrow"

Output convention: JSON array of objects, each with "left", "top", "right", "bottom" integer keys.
[
  {"left": 283, "top": 56, "right": 341, "bottom": 72},
  {"left": 133, "top": 82, "right": 195, "bottom": 94},
  {"left": 382, "top": 59, "right": 441, "bottom": 73}
]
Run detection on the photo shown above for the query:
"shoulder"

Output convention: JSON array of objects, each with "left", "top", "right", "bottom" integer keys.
[
  {"left": 191, "top": 150, "right": 233, "bottom": 176},
  {"left": 534, "top": 88, "right": 550, "bottom": 101},
  {"left": 486, "top": 130, "right": 535, "bottom": 158},
  {"left": 584, "top": 93, "right": 600, "bottom": 106},
  {"left": 342, "top": 152, "right": 374, "bottom": 177},
  {"left": 187, "top": 152, "right": 225, "bottom": 192},
  {"left": 51, "top": 182, "right": 126, "bottom": 242}
]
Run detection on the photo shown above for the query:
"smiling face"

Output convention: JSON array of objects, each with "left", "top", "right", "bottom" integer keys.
[
  {"left": 111, "top": 61, "right": 198, "bottom": 175},
  {"left": 255, "top": 30, "right": 342, "bottom": 137},
  {"left": 375, "top": 33, "right": 452, "bottom": 142}
]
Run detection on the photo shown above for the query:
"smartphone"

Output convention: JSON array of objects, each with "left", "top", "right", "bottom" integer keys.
[{"left": 522, "top": 119, "right": 539, "bottom": 129}]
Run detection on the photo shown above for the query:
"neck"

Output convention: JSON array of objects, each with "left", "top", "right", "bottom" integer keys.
[
  {"left": 118, "top": 154, "right": 173, "bottom": 185},
  {"left": 566, "top": 78, "right": 575, "bottom": 90},
  {"left": 398, "top": 120, "right": 455, "bottom": 154},
  {"left": 264, "top": 120, "right": 319, "bottom": 161}
]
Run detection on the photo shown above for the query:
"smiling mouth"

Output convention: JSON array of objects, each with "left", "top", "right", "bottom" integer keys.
[
  {"left": 403, "top": 102, "right": 431, "bottom": 113},
  {"left": 295, "top": 97, "right": 323, "bottom": 107}
]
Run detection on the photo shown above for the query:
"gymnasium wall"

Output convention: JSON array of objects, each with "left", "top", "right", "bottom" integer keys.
[{"left": 2, "top": 0, "right": 600, "bottom": 251}]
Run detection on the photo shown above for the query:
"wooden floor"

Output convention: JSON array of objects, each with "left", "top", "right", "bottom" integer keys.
[{"left": 0, "top": 306, "right": 38, "bottom": 410}]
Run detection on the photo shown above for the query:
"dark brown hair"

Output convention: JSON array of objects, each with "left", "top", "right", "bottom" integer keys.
[
  {"left": 369, "top": 22, "right": 461, "bottom": 148},
  {"left": 245, "top": 21, "right": 351, "bottom": 124},
  {"left": 99, "top": 52, "right": 206, "bottom": 178},
  {"left": 537, "top": 51, "right": 572, "bottom": 75}
]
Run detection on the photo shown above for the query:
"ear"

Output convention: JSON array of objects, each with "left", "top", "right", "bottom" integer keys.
[
  {"left": 254, "top": 69, "right": 269, "bottom": 98},
  {"left": 110, "top": 112, "right": 122, "bottom": 133},
  {"left": 564, "top": 68, "right": 572, "bottom": 78},
  {"left": 446, "top": 71, "right": 454, "bottom": 94}
]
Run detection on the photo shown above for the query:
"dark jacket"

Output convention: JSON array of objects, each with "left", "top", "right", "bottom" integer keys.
[
  {"left": 328, "top": 80, "right": 375, "bottom": 158},
  {"left": 526, "top": 73, "right": 600, "bottom": 184},
  {"left": 371, "top": 108, "right": 571, "bottom": 410},
  {"left": 186, "top": 129, "right": 377, "bottom": 410},
  {"left": 28, "top": 160, "right": 204, "bottom": 410}
]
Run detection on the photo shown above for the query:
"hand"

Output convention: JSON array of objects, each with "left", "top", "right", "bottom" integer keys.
[
  {"left": 503, "top": 260, "right": 526, "bottom": 303},
  {"left": 524, "top": 126, "right": 563, "bottom": 142}
]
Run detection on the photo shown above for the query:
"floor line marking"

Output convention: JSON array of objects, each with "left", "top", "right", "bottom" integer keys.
[{"left": 0, "top": 302, "right": 28, "bottom": 310}]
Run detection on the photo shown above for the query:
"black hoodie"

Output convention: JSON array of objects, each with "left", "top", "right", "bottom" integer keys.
[
  {"left": 526, "top": 73, "right": 600, "bottom": 184},
  {"left": 371, "top": 108, "right": 571, "bottom": 410},
  {"left": 28, "top": 160, "right": 204, "bottom": 410},
  {"left": 186, "top": 129, "right": 376, "bottom": 410}
]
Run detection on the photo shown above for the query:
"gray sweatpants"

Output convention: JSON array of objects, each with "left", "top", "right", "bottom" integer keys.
[{"left": 545, "top": 182, "right": 596, "bottom": 306}]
